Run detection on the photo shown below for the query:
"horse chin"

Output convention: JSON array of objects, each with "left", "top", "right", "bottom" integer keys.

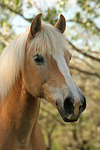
[
  {"left": 59, "top": 113, "right": 78, "bottom": 122},
  {"left": 57, "top": 104, "right": 79, "bottom": 122}
]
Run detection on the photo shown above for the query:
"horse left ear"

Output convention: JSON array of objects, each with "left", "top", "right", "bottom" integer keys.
[
  {"left": 30, "top": 13, "right": 42, "bottom": 36},
  {"left": 55, "top": 14, "right": 66, "bottom": 33}
]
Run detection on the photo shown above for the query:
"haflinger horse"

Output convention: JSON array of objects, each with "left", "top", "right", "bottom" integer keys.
[{"left": 0, "top": 14, "right": 86, "bottom": 150}]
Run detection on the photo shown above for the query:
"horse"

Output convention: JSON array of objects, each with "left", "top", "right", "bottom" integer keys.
[{"left": 0, "top": 14, "right": 86, "bottom": 150}]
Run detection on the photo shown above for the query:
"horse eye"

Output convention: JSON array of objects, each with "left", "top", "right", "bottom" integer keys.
[
  {"left": 33, "top": 54, "right": 45, "bottom": 65},
  {"left": 69, "top": 54, "right": 72, "bottom": 61}
]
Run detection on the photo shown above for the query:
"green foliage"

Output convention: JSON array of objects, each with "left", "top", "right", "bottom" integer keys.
[
  {"left": 76, "top": 0, "right": 100, "bottom": 32},
  {"left": 42, "top": 8, "right": 58, "bottom": 25},
  {"left": 57, "top": 0, "right": 68, "bottom": 11}
]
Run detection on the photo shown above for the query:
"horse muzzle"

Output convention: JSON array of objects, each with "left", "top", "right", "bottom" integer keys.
[
  {"left": 42, "top": 82, "right": 86, "bottom": 122},
  {"left": 56, "top": 95, "right": 86, "bottom": 122}
]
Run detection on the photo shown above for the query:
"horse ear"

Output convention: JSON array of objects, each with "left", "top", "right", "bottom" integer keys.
[
  {"left": 30, "top": 13, "right": 42, "bottom": 36},
  {"left": 55, "top": 14, "right": 66, "bottom": 33}
]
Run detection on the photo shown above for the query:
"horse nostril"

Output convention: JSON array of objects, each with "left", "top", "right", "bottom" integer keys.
[
  {"left": 80, "top": 96, "right": 86, "bottom": 112},
  {"left": 64, "top": 97, "right": 74, "bottom": 114},
  {"left": 83, "top": 96, "right": 86, "bottom": 110}
]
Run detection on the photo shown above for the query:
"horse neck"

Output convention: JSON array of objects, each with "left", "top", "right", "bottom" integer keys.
[{"left": 0, "top": 74, "right": 40, "bottom": 146}]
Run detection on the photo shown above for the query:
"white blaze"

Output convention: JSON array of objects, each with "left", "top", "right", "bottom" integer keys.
[{"left": 53, "top": 54, "right": 80, "bottom": 102}]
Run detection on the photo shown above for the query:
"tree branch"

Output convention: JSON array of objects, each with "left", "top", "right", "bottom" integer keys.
[
  {"left": 0, "top": 2, "right": 31, "bottom": 22},
  {"left": 28, "top": 0, "right": 42, "bottom": 12},
  {"left": 93, "top": 22, "right": 100, "bottom": 32},
  {"left": 73, "top": 56, "right": 96, "bottom": 70},
  {"left": 70, "top": 66, "right": 100, "bottom": 78},
  {"left": 67, "top": 39, "right": 100, "bottom": 62},
  {"left": 67, "top": 19, "right": 100, "bottom": 32},
  {"left": 0, "top": 37, "right": 9, "bottom": 46}
]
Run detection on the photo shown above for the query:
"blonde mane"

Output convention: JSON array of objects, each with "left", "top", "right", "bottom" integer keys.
[
  {"left": 0, "top": 22, "right": 68, "bottom": 100},
  {"left": 0, "top": 32, "right": 28, "bottom": 100}
]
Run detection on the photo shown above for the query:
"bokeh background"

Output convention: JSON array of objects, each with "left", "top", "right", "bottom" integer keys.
[{"left": 0, "top": 0, "right": 100, "bottom": 149}]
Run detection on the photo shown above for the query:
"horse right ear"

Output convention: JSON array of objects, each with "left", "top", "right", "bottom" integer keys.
[
  {"left": 30, "top": 13, "right": 42, "bottom": 36},
  {"left": 55, "top": 14, "right": 66, "bottom": 33}
]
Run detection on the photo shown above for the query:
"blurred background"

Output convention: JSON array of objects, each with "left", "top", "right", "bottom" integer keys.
[{"left": 0, "top": 0, "right": 100, "bottom": 149}]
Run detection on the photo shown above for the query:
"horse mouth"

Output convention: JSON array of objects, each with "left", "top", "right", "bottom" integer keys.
[{"left": 57, "top": 103, "right": 80, "bottom": 122}]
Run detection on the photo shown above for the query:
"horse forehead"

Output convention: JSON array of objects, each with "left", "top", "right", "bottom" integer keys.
[{"left": 26, "top": 23, "right": 68, "bottom": 57}]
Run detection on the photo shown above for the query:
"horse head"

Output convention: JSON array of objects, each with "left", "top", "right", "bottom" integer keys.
[{"left": 24, "top": 14, "right": 86, "bottom": 122}]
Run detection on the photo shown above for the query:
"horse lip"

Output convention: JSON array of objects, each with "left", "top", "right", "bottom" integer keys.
[{"left": 56, "top": 103, "right": 79, "bottom": 122}]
